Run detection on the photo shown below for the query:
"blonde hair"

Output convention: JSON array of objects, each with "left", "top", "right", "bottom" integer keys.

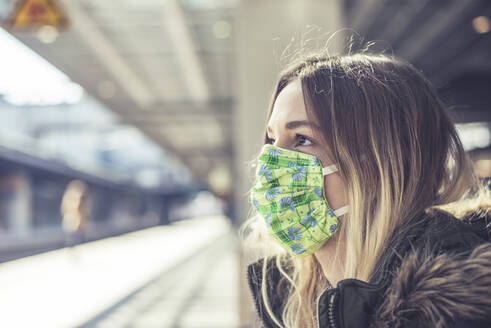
[{"left": 240, "top": 50, "right": 489, "bottom": 328}]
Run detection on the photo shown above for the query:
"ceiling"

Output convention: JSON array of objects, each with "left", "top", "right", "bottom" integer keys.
[
  {"left": 343, "top": 0, "right": 491, "bottom": 115},
  {"left": 7, "top": 0, "right": 236, "bottom": 184},
  {"left": 4, "top": 0, "right": 491, "bottom": 185}
]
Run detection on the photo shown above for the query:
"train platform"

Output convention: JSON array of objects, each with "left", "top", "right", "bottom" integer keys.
[{"left": 0, "top": 215, "right": 240, "bottom": 328}]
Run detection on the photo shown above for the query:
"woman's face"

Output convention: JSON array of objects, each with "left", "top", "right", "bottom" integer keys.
[{"left": 266, "top": 80, "right": 347, "bottom": 211}]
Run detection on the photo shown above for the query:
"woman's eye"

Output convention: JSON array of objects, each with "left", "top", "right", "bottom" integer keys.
[{"left": 296, "top": 134, "right": 313, "bottom": 146}]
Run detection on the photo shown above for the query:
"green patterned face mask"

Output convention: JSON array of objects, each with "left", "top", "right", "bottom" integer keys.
[{"left": 251, "top": 144, "right": 348, "bottom": 258}]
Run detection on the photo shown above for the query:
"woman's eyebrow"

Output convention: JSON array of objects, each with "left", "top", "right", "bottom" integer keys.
[
  {"left": 266, "top": 120, "right": 320, "bottom": 134},
  {"left": 285, "top": 120, "right": 320, "bottom": 130}
]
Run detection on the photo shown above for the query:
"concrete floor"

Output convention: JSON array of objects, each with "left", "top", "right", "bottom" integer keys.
[{"left": 0, "top": 216, "right": 241, "bottom": 328}]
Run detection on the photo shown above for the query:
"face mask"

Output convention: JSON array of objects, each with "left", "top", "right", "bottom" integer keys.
[{"left": 250, "top": 144, "right": 348, "bottom": 258}]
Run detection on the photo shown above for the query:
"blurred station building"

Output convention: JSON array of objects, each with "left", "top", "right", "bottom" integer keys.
[{"left": 0, "top": 0, "right": 489, "bottom": 327}]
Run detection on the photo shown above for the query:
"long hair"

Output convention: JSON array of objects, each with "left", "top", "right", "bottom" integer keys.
[{"left": 241, "top": 51, "right": 481, "bottom": 328}]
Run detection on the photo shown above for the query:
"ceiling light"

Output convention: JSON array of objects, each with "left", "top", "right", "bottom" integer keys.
[
  {"left": 37, "top": 25, "right": 59, "bottom": 44},
  {"left": 472, "top": 16, "right": 491, "bottom": 34}
]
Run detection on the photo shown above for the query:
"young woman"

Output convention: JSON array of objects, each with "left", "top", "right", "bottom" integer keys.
[{"left": 243, "top": 52, "right": 491, "bottom": 328}]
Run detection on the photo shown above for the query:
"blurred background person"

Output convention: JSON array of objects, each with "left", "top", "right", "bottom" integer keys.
[{"left": 60, "top": 179, "right": 91, "bottom": 248}]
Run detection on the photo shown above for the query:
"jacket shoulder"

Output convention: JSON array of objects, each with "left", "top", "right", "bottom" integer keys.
[
  {"left": 374, "top": 209, "right": 491, "bottom": 328},
  {"left": 405, "top": 209, "right": 488, "bottom": 256},
  {"left": 462, "top": 207, "right": 491, "bottom": 242},
  {"left": 374, "top": 242, "right": 491, "bottom": 327}
]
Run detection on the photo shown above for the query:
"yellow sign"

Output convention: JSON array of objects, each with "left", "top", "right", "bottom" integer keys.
[{"left": 7, "top": 0, "right": 68, "bottom": 29}]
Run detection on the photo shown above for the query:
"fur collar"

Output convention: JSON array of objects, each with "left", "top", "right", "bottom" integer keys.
[
  {"left": 247, "top": 209, "right": 491, "bottom": 328},
  {"left": 373, "top": 209, "right": 491, "bottom": 327},
  {"left": 374, "top": 242, "right": 491, "bottom": 328}
]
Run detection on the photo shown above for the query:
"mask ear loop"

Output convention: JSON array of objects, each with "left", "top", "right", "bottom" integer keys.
[
  {"left": 322, "top": 164, "right": 338, "bottom": 175},
  {"left": 321, "top": 164, "right": 350, "bottom": 217},
  {"left": 334, "top": 205, "right": 349, "bottom": 217}
]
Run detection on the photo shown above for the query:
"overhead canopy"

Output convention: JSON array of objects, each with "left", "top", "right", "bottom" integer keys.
[{"left": 3, "top": 0, "right": 490, "bottom": 187}]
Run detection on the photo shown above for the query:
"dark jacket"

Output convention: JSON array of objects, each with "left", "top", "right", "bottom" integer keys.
[{"left": 247, "top": 209, "right": 491, "bottom": 328}]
